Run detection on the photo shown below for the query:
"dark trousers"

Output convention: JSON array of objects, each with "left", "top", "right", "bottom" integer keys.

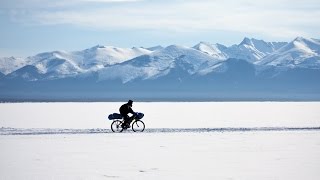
[{"left": 122, "top": 114, "right": 131, "bottom": 125}]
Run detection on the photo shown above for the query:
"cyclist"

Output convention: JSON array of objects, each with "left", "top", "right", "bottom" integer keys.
[{"left": 119, "top": 100, "right": 135, "bottom": 129}]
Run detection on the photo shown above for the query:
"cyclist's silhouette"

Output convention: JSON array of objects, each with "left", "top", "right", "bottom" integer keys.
[{"left": 119, "top": 100, "right": 135, "bottom": 129}]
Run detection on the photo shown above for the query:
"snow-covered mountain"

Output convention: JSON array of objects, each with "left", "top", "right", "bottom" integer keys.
[
  {"left": 193, "top": 38, "right": 288, "bottom": 64},
  {"left": 223, "top": 38, "right": 287, "bottom": 63},
  {"left": 73, "top": 45, "right": 152, "bottom": 69},
  {"left": 258, "top": 37, "right": 320, "bottom": 68},
  {"left": 4, "top": 45, "right": 152, "bottom": 80},
  {"left": 193, "top": 42, "right": 228, "bottom": 60},
  {"left": 1, "top": 37, "right": 320, "bottom": 101},
  {"left": 1, "top": 37, "right": 319, "bottom": 82},
  {"left": 98, "top": 45, "right": 224, "bottom": 83},
  {"left": 0, "top": 56, "right": 33, "bottom": 75}
]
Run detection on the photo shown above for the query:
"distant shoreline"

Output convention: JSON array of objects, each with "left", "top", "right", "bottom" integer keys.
[{"left": 1, "top": 98, "right": 320, "bottom": 103}]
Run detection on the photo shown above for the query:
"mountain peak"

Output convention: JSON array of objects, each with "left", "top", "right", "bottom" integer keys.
[
  {"left": 292, "top": 37, "right": 320, "bottom": 46},
  {"left": 193, "top": 42, "right": 228, "bottom": 60},
  {"left": 239, "top": 37, "right": 270, "bottom": 47},
  {"left": 258, "top": 36, "right": 320, "bottom": 67},
  {"left": 131, "top": 47, "right": 140, "bottom": 50},
  {"left": 294, "top": 36, "right": 306, "bottom": 42},
  {"left": 239, "top": 37, "right": 253, "bottom": 46},
  {"left": 92, "top": 45, "right": 107, "bottom": 49},
  {"left": 198, "top": 41, "right": 212, "bottom": 46},
  {"left": 146, "top": 45, "right": 164, "bottom": 51},
  {"left": 193, "top": 41, "right": 212, "bottom": 50},
  {"left": 85, "top": 45, "right": 107, "bottom": 52},
  {"left": 163, "top": 45, "right": 187, "bottom": 52}
]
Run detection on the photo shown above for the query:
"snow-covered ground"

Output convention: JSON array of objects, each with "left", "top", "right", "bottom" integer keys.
[
  {"left": 1, "top": 102, "right": 320, "bottom": 180},
  {"left": 1, "top": 131, "right": 320, "bottom": 180}
]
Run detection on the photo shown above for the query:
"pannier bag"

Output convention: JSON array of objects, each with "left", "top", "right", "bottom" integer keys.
[
  {"left": 108, "top": 113, "right": 123, "bottom": 120},
  {"left": 135, "top": 112, "right": 144, "bottom": 119}
]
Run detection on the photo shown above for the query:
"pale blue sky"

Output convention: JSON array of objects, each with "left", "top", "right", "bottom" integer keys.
[{"left": 0, "top": 0, "right": 319, "bottom": 57}]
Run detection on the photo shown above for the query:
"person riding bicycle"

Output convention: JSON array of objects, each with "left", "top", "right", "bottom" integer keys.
[{"left": 119, "top": 100, "right": 135, "bottom": 129}]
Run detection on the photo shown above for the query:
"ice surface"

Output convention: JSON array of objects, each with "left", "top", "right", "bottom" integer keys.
[
  {"left": 0, "top": 102, "right": 320, "bottom": 129},
  {"left": 1, "top": 102, "right": 320, "bottom": 180},
  {"left": 1, "top": 131, "right": 320, "bottom": 180}
]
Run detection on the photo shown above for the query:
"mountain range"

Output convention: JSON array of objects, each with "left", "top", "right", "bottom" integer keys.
[{"left": 0, "top": 37, "right": 320, "bottom": 101}]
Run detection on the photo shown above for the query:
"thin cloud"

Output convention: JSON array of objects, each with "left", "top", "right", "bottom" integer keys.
[
  {"left": 6, "top": 0, "right": 320, "bottom": 39},
  {"left": 0, "top": 0, "right": 142, "bottom": 9},
  {"left": 80, "top": 0, "right": 141, "bottom": 2}
]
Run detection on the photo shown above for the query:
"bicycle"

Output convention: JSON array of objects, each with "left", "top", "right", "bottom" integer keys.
[{"left": 108, "top": 112, "right": 145, "bottom": 133}]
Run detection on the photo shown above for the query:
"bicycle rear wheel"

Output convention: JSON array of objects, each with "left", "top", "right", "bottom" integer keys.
[
  {"left": 111, "top": 120, "right": 123, "bottom": 132},
  {"left": 132, "top": 120, "right": 145, "bottom": 132}
]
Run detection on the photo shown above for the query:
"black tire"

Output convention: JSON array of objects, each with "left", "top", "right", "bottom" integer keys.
[
  {"left": 111, "top": 120, "right": 123, "bottom": 133},
  {"left": 132, "top": 120, "right": 145, "bottom": 132}
]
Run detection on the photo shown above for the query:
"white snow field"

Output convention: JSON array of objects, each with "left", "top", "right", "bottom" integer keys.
[{"left": 1, "top": 102, "right": 320, "bottom": 180}]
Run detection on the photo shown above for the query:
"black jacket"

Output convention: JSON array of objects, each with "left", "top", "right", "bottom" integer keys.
[{"left": 119, "top": 103, "right": 134, "bottom": 116}]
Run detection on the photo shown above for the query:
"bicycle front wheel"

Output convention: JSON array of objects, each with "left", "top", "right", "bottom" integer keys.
[
  {"left": 132, "top": 120, "right": 145, "bottom": 132},
  {"left": 111, "top": 120, "right": 123, "bottom": 133}
]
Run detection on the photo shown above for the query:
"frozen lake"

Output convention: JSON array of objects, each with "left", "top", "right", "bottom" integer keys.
[
  {"left": 1, "top": 131, "right": 320, "bottom": 180},
  {"left": 1, "top": 102, "right": 320, "bottom": 129},
  {"left": 1, "top": 102, "right": 320, "bottom": 180}
]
